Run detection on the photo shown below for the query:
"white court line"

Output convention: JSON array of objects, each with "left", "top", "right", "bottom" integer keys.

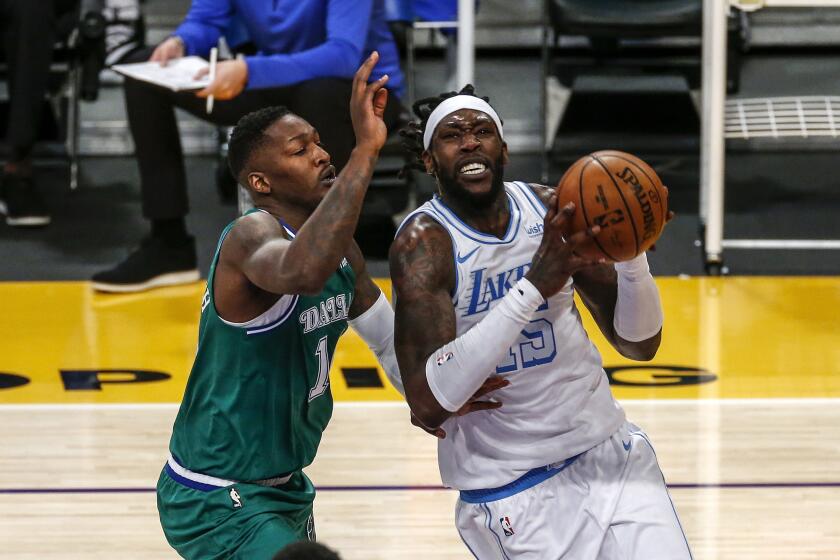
[
  {"left": 619, "top": 397, "right": 840, "bottom": 405},
  {"left": 2, "top": 398, "right": 840, "bottom": 411}
]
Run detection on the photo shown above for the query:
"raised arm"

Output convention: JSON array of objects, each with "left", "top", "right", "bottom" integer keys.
[
  {"left": 226, "top": 53, "right": 390, "bottom": 296},
  {"left": 528, "top": 183, "right": 663, "bottom": 361}
]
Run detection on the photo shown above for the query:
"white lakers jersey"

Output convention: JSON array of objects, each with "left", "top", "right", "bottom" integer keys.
[{"left": 398, "top": 181, "right": 626, "bottom": 490}]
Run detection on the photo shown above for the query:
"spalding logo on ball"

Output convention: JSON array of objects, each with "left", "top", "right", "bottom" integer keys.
[{"left": 555, "top": 150, "right": 669, "bottom": 262}]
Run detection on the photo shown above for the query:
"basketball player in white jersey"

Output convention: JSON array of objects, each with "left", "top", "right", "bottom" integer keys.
[{"left": 389, "top": 86, "right": 691, "bottom": 559}]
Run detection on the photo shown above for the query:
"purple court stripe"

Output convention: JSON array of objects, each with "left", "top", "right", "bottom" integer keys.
[{"left": 2, "top": 482, "right": 840, "bottom": 494}]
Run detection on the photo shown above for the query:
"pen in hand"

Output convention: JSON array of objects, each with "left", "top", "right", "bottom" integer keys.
[{"left": 206, "top": 47, "right": 218, "bottom": 114}]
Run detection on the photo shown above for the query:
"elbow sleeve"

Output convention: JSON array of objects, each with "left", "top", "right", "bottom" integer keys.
[
  {"left": 613, "top": 253, "right": 663, "bottom": 342},
  {"left": 424, "top": 278, "right": 544, "bottom": 412},
  {"left": 349, "top": 292, "right": 404, "bottom": 396}
]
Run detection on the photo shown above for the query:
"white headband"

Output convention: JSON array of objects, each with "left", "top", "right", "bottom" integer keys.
[{"left": 422, "top": 95, "right": 504, "bottom": 150}]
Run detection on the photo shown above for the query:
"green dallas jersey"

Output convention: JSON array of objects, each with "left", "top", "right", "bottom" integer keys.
[{"left": 169, "top": 212, "right": 355, "bottom": 482}]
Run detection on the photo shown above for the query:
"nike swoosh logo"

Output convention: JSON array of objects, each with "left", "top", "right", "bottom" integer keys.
[
  {"left": 622, "top": 439, "right": 632, "bottom": 451},
  {"left": 456, "top": 247, "right": 480, "bottom": 264}
]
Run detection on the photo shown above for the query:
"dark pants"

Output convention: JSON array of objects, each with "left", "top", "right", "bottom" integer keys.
[
  {"left": 0, "top": 0, "right": 77, "bottom": 160},
  {"left": 123, "top": 47, "right": 402, "bottom": 221}
]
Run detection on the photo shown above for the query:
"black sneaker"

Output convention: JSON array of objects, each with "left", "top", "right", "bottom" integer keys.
[
  {"left": 92, "top": 235, "right": 200, "bottom": 293},
  {"left": 0, "top": 174, "right": 51, "bottom": 227}
]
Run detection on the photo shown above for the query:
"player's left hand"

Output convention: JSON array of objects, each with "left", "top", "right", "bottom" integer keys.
[
  {"left": 195, "top": 58, "right": 248, "bottom": 101},
  {"left": 411, "top": 376, "right": 510, "bottom": 439},
  {"left": 648, "top": 186, "right": 675, "bottom": 253}
]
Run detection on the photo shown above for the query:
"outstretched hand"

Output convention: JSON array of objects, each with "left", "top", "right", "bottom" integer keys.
[
  {"left": 411, "top": 376, "right": 510, "bottom": 439},
  {"left": 525, "top": 193, "right": 605, "bottom": 299},
  {"left": 350, "top": 51, "right": 390, "bottom": 153}
]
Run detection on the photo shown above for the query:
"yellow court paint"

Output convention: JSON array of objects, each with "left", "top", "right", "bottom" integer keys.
[{"left": 1, "top": 277, "right": 839, "bottom": 404}]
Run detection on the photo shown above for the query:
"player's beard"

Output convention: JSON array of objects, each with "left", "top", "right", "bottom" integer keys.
[{"left": 437, "top": 153, "right": 505, "bottom": 210}]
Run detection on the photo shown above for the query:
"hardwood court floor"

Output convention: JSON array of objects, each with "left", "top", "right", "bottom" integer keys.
[{"left": 1, "top": 277, "right": 840, "bottom": 558}]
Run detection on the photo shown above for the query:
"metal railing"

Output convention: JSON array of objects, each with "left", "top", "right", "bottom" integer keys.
[{"left": 700, "top": 0, "right": 840, "bottom": 272}]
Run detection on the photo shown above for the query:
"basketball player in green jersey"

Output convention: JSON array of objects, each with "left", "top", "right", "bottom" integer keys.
[
  {"left": 156, "top": 53, "right": 502, "bottom": 559},
  {"left": 155, "top": 53, "right": 393, "bottom": 559}
]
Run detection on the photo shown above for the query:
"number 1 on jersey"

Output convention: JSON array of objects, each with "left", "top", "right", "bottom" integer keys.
[{"left": 308, "top": 335, "right": 331, "bottom": 402}]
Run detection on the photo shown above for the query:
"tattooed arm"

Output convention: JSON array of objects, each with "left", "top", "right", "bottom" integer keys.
[
  {"left": 528, "top": 183, "right": 662, "bottom": 361},
  {"left": 346, "top": 239, "right": 383, "bottom": 320},
  {"left": 389, "top": 215, "right": 460, "bottom": 426},
  {"left": 391, "top": 195, "right": 599, "bottom": 428},
  {"left": 221, "top": 52, "right": 390, "bottom": 298}
]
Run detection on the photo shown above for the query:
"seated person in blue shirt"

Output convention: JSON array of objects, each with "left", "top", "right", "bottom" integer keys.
[{"left": 92, "top": 0, "right": 404, "bottom": 293}]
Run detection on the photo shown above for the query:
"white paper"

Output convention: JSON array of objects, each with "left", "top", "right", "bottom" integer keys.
[{"left": 112, "top": 56, "right": 211, "bottom": 91}]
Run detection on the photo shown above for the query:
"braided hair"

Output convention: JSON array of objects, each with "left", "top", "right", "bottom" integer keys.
[{"left": 399, "top": 84, "right": 499, "bottom": 178}]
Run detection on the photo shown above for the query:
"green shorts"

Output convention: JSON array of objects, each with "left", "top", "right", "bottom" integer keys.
[{"left": 157, "top": 466, "right": 316, "bottom": 560}]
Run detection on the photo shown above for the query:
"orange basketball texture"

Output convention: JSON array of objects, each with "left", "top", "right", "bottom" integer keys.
[{"left": 555, "top": 150, "right": 668, "bottom": 262}]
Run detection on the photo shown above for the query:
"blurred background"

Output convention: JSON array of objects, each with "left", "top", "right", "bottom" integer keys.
[{"left": 2, "top": 0, "right": 840, "bottom": 279}]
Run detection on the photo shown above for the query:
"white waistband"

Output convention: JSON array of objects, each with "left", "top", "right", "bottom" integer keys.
[{"left": 167, "top": 453, "right": 293, "bottom": 488}]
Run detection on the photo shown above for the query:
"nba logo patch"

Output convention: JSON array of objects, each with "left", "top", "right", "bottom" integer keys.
[
  {"left": 500, "top": 516, "right": 515, "bottom": 536},
  {"left": 229, "top": 487, "right": 243, "bottom": 509},
  {"left": 306, "top": 514, "right": 316, "bottom": 542},
  {"left": 436, "top": 351, "right": 454, "bottom": 366}
]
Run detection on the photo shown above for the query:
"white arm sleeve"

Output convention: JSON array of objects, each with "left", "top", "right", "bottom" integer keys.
[
  {"left": 613, "top": 253, "right": 664, "bottom": 342},
  {"left": 348, "top": 292, "right": 404, "bottom": 396},
  {"left": 425, "top": 278, "right": 544, "bottom": 412}
]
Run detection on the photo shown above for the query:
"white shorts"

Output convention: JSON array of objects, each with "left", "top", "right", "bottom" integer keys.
[{"left": 455, "top": 421, "right": 692, "bottom": 560}]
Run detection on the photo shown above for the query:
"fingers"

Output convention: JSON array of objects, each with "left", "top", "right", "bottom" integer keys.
[
  {"left": 470, "top": 377, "right": 509, "bottom": 400},
  {"left": 196, "top": 77, "right": 226, "bottom": 99},
  {"left": 152, "top": 46, "right": 173, "bottom": 67},
  {"left": 149, "top": 44, "right": 164, "bottom": 62},
  {"left": 353, "top": 51, "right": 380, "bottom": 90},
  {"left": 194, "top": 67, "right": 209, "bottom": 80},
  {"left": 543, "top": 192, "right": 558, "bottom": 224},
  {"left": 550, "top": 201, "right": 574, "bottom": 228},
  {"left": 410, "top": 412, "right": 446, "bottom": 438},
  {"left": 544, "top": 201, "right": 605, "bottom": 260},
  {"left": 564, "top": 226, "right": 607, "bottom": 269},
  {"left": 566, "top": 223, "right": 600, "bottom": 246},
  {"left": 364, "top": 74, "right": 389, "bottom": 106},
  {"left": 372, "top": 81, "right": 389, "bottom": 118},
  {"left": 457, "top": 401, "right": 503, "bottom": 416}
]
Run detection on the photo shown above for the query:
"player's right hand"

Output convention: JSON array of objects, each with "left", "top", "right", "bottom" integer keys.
[
  {"left": 150, "top": 37, "right": 185, "bottom": 67},
  {"left": 350, "top": 51, "right": 390, "bottom": 153},
  {"left": 525, "top": 194, "right": 604, "bottom": 299},
  {"left": 411, "top": 376, "right": 510, "bottom": 439}
]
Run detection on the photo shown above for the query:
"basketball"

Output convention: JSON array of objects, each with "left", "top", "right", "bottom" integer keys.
[{"left": 555, "top": 150, "right": 669, "bottom": 262}]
